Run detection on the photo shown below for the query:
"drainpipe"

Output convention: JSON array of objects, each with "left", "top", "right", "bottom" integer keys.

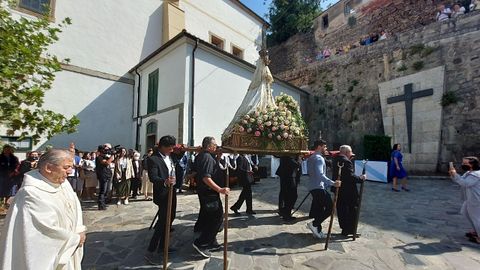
[
  {"left": 134, "top": 69, "right": 141, "bottom": 151},
  {"left": 189, "top": 38, "right": 199, "bottom": 146}
]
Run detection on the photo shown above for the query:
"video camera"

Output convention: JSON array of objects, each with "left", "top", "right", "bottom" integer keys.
[{"left": 98, "top": 144, "right": 121, "bottom": 158}]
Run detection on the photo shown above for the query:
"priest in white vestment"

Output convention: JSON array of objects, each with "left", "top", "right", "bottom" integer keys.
[
  {"left": 449, "top": 156, "right": 480, "bottom": 244},
  {"left": 0, "top": 149, "right": 86, "bottom": 269}
]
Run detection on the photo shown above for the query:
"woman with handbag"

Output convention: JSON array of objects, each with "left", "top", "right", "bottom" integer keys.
[{"left": 230, "top": 154, "right": 256, "bottom": 216}]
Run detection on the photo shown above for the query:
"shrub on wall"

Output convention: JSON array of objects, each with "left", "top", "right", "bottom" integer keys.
[{"left": 363, "top": 135, "right": 391, "bottom": 161}]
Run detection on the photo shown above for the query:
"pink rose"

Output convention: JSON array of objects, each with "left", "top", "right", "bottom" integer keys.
[
  {"left": 254, "top": 131, "right": 261, "bottom": 137},
  {"left": 238, "top": 126, "right": 245, "bottom": 132},
  {"left": 254, "top": 111, "right": 260, "bottom": 117},
  {"left": 259, "top": 125, "right": 264, "bottom": 130},
  {"left": 272, "top": 126, "right": 277, "bottom": 131}
]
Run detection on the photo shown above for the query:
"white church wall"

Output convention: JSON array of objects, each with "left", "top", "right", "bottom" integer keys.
[
  {"left": 8, "top": 0, "right": 165, "bottom": 77},
  {"left": 181, "top": 0, "right": 263, "bottom": 64},
  {"left": 54, "top": 0, "right": 164, "bottom": 76},
  {"left": 191, "top": 47, "right": 253, "bottom": 144},
  {"left": 135, "top": 41, "right": 187, "bottom": 150},
  {"left": 137, "top": 43, "right": 187, "bottom": 117},
  {"left": 37, "top": 71, "right": 134, "bottom": 151}
]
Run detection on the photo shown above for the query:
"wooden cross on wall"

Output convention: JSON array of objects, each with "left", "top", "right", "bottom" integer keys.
[{"left": 387, "top": 83, "right": 433, "bottom": 153}]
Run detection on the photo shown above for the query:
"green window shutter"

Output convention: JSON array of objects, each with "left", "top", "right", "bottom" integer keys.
[{"left": 147, "top": 70, "right": 159, "bottom": 114}]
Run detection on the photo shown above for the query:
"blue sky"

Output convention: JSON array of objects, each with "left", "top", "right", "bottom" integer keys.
[{"left": 241, "top": 0, "right": 340, "bottom": 20}]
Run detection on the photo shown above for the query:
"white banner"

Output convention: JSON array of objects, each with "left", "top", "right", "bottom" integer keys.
[{"left": 354, "top": 160, "right": 388, "bottom": 183}]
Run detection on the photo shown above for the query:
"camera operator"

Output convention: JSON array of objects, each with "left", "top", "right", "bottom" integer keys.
[{"left": 96, "top": 143, "right": 115, "bottom": 210}]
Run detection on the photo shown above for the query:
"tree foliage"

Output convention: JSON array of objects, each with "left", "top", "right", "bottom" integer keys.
[
  {"left": 0, "top": 3, "right": 79, "bottom": 144},
  {"left": 267, "top": 0, "right": 321, "bottom": 46}
]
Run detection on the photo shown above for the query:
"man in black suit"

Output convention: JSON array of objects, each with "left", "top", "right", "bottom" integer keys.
[
  {"left": 276, "top": 156, "right": 301, "bottom": 221},
  {"left": 230, "top": 154, "right": 256, "bottom": 216},
  {"left": 145, "top": 135, "right": 177, "bottom": 264},
  {"left": 332, "top": 145, "right": 366, "bottom": 237}
]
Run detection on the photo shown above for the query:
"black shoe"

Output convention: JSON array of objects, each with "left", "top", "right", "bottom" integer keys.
[
  {"left": 283, "top": 216, "right": 296, "bottom": 222},
  {"left": 192, "top": 243, "right": 211, "bottom": 258},
  {"left": 230, "top": 206, "right": 240, "bottom": 216},
  {"left": 208, "top": 241, "right": 223, "bottom": 251},
  {"left": 246, "top": 210, "right": 256, "bottom": 215},
  {"left": 401, "top": 186, "right": 410, "bottom": 192},
  {"left": 98, "top": 206, "right": 107, "bottom": 210}
]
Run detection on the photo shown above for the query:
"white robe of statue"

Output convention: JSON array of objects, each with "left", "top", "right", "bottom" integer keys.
[
  {"left": 223, "top": 57, "right": 277, "bottom": 137},
  {"left": 0, "top": 170, "right": 85, "bottom": 270},
  {"left": 452, "top": 170, "right": 480, "bottom": 236}
]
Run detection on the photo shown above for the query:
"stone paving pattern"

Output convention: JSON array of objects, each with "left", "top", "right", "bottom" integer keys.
[{"left": 2, "top": 177, "right": 480, "bottom": 269}]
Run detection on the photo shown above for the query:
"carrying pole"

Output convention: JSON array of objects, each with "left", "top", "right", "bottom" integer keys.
[
  {"left": 163, "top": 182, "right": 174, "bottom": 269},
  {"left": 353, "top": 160, "right": 368, "bottom": 241},
  {"left": 325, "top": 162, "right": 343, "bottom": 250},
  {"left": 223, "top": 164, "right": 229, "bottom": 270}
]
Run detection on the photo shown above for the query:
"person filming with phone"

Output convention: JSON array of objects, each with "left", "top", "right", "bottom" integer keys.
[{"left": 449, "top": 156, "right": 480, "bottom": 244}]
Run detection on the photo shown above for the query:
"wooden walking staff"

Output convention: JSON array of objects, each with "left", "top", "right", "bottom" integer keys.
[
  {"left": 223, "top": 160, "right": 230, "bottom": 270},
  {"left": 325, "top": 162, "right": 344, "bottom": 250},
  {"left": 353, "top": 159, "right": 368, "bottom": 241},
  {"left": 163, "top": 170, "right": 175, "bottom": 269}
]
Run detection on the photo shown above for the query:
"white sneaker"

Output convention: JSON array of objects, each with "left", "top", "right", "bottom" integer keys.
[
  {"left": 124, "top": 198, "right": 129, "bottom": 205},
  {"left": 306, "top": 222, "right": 324, "bottom": 239},
  {"left": 117, "top": 200, "right": 121, "bottom": 206}
]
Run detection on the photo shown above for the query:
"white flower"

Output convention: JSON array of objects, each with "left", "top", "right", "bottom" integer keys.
[
  {"left": 285, "top": 120, "right": 290, "bottom": 125},
  {"left": 265, "top": 121, "right": 272, "bottom": 126},
  {"left": 276, "top": 135, "right": 282, "bottom": 140},
  {"left": 250, "top": 118, "right": 256, "bottom": 123},
  {"left": 242, "top": 120, "right": 248, "bottom": 124},
  {"left": 245, "top": 115, "right": 250, "bottom": 120},
  {"left": 247, "top": 128, "right": 252, "bottom": 133},
  {"left": 257, "top": 119, "right": 263, "bottom": 124},
  {"left": 283, "top": 132, "right": 289, "bottom": 138}
]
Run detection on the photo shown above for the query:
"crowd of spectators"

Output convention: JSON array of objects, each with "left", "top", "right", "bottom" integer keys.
[{"left": 436, "top": 1, "right": 479, "bottom": 22}]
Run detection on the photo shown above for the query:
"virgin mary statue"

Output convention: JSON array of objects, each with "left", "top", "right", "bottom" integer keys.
[{"left": 222, "top": 50, "right": 277, "bottom": 138}]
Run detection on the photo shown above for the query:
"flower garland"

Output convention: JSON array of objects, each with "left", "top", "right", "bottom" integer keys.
[{"left": 233, "top": 93, "right": 308, "bottom": 141}]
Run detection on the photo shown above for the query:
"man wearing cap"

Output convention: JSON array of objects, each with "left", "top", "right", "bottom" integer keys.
[{"left": 332, "top": 145, "right": 366, "bottom": 237}]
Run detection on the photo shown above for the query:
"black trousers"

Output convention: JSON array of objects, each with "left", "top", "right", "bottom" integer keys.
[
  {"left": 148, "top": 192, "right": 177, "bottom": 252},
  {"left": 130, "top": 178, "right": 141, "bottom": 197},
  {"left": 336, "top": 198, "right": 357, "bottom": 234},
  {"left": 194, "top": 193, "right": 205, "bottom": 232},
  {"left": 309, "top": 189, "right": 332, "bottom": 232},
  {"left": 194, "top": 193, "right": 223, "bottom": 246},
  {"left": 232, "top": 182, "right": 252, "bottom": 211},
  {"left": 279, "top": 177, "right": 297, "bottom": 217},
  {"left": 97, "top": 176, "right": 109, "bottom": 208}
]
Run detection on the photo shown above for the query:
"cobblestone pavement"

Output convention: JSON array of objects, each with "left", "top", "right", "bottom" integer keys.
[{"left": 2, "top": 177, "right": 480, "bottom": 269}]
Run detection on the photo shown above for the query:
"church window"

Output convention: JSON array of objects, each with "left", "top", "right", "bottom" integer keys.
[
  {"left": 322, "top": 14, "right": 329, "bottom": 29},
  {"left": 147, "top": 69, "right": 159, "bottom": 114},
  {"left": 210, "top": 34, "right": 225, "bottom": 50},
  {"left": 231, "top": 45, "right": 244, "bottom": 59},
  {"left": 344, "top": 1, "right": 352, "bottom": 15},
  {"left": 146, "top": 121, "right": 157, "bottom": 150},
  {"left": 16, "top": 0, "right": 55, "bottom": 17}
]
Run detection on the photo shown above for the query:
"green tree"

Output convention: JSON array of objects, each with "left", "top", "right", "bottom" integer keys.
[
  {"left": 267, "top": 0, "right": 321, "bottom": 45},
  {"left": 0, "top": 3, "right": 79, "bottom": 144}
]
